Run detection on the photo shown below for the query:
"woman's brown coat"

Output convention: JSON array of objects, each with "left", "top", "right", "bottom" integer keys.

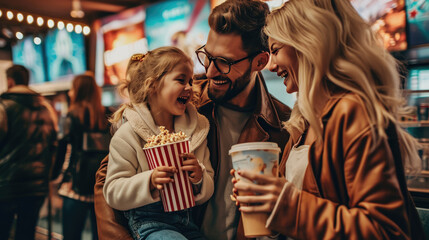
[{"left": 269, "top": 94, "right": 425, "bottom": 239}]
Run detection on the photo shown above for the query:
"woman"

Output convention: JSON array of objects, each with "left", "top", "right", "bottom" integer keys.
[
  {"left": 57, "top": 72, "right": 112, "bottom": 240},
  {"left": 232, "top": 0, "right": 425, "bottom": 239}
]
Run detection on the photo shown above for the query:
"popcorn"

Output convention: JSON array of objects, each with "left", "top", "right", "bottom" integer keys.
[{"left": 144, "top": 126, "right": 188, "bottom": 148}]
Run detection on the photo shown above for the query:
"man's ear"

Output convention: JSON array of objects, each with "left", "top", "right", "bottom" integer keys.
[
  {"left": 7, "top": 77, "right": 15, "bottom": 89},
  {"left": 252, "top": 52, "right": 269, "bottom": 72}
]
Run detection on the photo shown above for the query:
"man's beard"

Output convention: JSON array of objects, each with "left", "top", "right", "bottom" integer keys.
[{"left": 207, "top": 66, "right": 252, "bottom": 104}]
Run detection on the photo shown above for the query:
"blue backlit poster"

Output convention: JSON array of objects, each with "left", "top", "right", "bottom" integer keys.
[
  {"left": 406, "top": 0, "right": 429, "bottom": 47},
  {"left": 12, "top": 36, "right": 47, "bottom": 84},
  {"left": 44, "top": 29, "right": 86, "bottom": 81},
  {"left": 144, "top": 0, "right": 211, "bottom": 73}
]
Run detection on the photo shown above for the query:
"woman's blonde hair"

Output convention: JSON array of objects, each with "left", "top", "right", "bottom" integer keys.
[
  {"left": 264, "top": 0, "right": 420, "bottom": 172},
  {"left": 110, "top": 46, "right": 193, "bottom": 123},
  {"left": 69, "top": 72, "right": 107, "bottom": 130}
]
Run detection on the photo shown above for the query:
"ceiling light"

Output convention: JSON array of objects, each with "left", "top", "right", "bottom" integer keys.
[
  {"left": 0, "top": 10, "right": 2, "bottom": 18},
  {"left": 27, "top": 15, "right": 34, "bottom": 24},
  {"left": 37, "top": 17, "right": 44, "bottom": 26},
  {"left": 57, "top": 21, "right": 65, "bottom": 30},
  {"left": 75, "top": 24, "right": 82, "bottom": 34},
  {"left": 16, "top": 32, "right": 23, "bottom": 40},
  {"left": 83, "top": 26, "right": 90, "bottom": 35},
  {"left": 17, "top": 13, "right": 24, "bottom": 22},
  {"left": 66, "top": 23, "right": 74, "bottom": 32},
  {"left": 47, "top": 19, "right": 54, "bottom": 28},
  {"left": 7, "top": 11, "right": 13, "bottom": 20},
  {"left": 71, "top": 0, "right": 85, "bottom": 18},
  {"left": 34, "top": 37, "right": 41, "bottom": 45}
]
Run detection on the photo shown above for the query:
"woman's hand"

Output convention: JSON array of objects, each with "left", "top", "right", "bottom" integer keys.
[
  {"left": 180, "top": 153, "right": 203, "bottom": 184},
  {"left": 150, "top": 166, "right": 177, "bottom": 190},
  {"left": 232, "top": 169, "right": 287, "bottom": 213}
]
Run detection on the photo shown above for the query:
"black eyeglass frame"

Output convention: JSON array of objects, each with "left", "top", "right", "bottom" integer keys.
[{"left": 195, "top": 45, "right": 262, "bottom": 74}]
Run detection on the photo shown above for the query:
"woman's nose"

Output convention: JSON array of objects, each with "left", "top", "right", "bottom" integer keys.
[{"left": 267, "top": 57, "right": 278, "bottom": 72}]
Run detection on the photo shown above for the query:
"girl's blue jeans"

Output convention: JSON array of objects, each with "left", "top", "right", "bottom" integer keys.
[{"left": 124, "top": 201, "right": 205, "bottom": 240}]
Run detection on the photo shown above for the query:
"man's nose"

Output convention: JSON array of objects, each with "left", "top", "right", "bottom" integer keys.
[{"left": 205, "top": 61, "right": 222, "bottom": 79}]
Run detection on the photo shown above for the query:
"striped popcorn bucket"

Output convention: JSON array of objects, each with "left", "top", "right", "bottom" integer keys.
[{"left": 143, "top": 139, "right": 195, "bottom": 212}]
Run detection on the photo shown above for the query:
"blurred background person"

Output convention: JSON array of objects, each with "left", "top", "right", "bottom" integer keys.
[
  {"left": 0, "top": 64, "right": 58, "bottom": 240},
  {"left": 56, "top": 72, "right": 112, "bottom": 240}
]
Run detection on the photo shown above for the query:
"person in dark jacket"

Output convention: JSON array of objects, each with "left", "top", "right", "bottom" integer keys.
[
  {"left": 0, "top": 64, "right": 58, "bottom": 240},
  {"left": 56, "top": 72, "right": 112, "bottom": 240},
  {"left": 92, "top": 1, "right": 291, "bottom": 240}
]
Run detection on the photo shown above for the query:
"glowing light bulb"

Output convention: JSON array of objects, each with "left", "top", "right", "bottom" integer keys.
[
  {"left": 75, "top": 24, "right": 82, "bottom": 34},
  {"left": 27, "top": 15, "right": 34, "bottom": 24},
  {"left": 66, "top": 23, "right": 73, "bottom": 32},
  {"left": 57, "top": 21, "right": 64, "bottom": 30},
  {"left": 7, "top": 11, "right": 13, "bottom": 20},
  {"left": 34, "top": 37, "right": 41, "bottom": 45},
  {"left": 16, "top": 32, "right": 23, "bottom": 40},
  {"left": 37, "top": 17, "right": 44, "bottom": 26},
  {"left": 47, "top": 19, "right": 54, "bottom": 28},
  {"left": 83, "top": 26, "right": 90, "bottom": 35},
  {"left": 17, "top": 13, "right": 23, "bottom": 22}
]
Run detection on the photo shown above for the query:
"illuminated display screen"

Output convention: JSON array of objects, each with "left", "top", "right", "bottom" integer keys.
[
  {"left": 44, "top": 29, "right": 86, "bottom": 81},
  {"left": 351, "top": 0, "right": 407, "bottom": 51},
  {"left": 95, "top": 6, "right": 147, "bottom": 86},
  {"left": 408, "top": 66, "right": 429, "bottom": 90},
  {"left": 406, "top": 0, "right": 429, "bottom": 48},
  {"left": 11, "top": 36, "right": 47, "bottom": 84},
  {"left": 144, "top": 0, "right": 211, "bottom": 74}
]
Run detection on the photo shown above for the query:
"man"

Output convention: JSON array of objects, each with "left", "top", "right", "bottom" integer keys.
[
  {"left": 0, "top": 65, "right": 58, "bottom": 240},
  {"left": 94, "top": 0, "right": 291, "bottom": 239},
  {"left": 193, "top": 0, "right": 290, "bottom": 239}
]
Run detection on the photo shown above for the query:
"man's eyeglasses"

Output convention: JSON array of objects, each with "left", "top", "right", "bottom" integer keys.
[{"left": 195, "top": 45, "right": 261, "bottom": 74}]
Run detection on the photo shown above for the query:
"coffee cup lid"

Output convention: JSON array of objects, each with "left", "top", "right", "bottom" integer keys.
[{"left": 229, "top": 142, "right": 280, "bottom": 155}]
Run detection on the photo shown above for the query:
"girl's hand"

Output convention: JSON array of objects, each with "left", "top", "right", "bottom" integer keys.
[
  {"left": 232, "top": 169, "right": 287, "bottom": 213},
  {"left": 180, "top": 153, "right": 203, "bottom": 184},
  {"left": 151, "top": 166, "right": 177, "bottom": 190}
]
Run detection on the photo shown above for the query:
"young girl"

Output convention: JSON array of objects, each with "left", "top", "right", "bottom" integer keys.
[{"left": 103, "top": 46, "right": 214, "bottom": 240}]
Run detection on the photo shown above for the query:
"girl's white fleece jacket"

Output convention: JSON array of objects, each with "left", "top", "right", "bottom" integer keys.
[{"left": 103, "top": 102, "right": 214, "bottom": 211}]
